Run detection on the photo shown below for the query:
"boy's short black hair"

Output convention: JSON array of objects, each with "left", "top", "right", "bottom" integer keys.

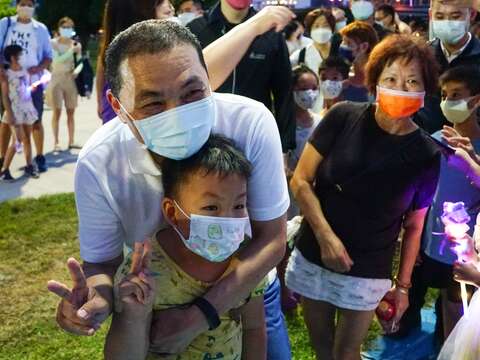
[
  {"left": 16, "top": 0, "right": 35, "bottom": 4},
  {"left": 439, "top": 66, "right": 480, "bottom": 95},
  {"left": 319, "top": 56, "right": 351, "bottom": 80},
  {"left": 161, "top": 134, "right": 252, "bottom": 198},
  {"left": 376, "top": 4, "right": 395, "bottom": 19},
  {"left": 4, "top": 44, "right": 23, "bottom": 63}
]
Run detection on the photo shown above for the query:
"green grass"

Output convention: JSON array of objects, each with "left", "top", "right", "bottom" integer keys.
[{"left": 0, "top": 194, "right": 438, "bottom": 359}]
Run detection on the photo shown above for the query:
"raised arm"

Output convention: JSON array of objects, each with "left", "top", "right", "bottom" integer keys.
[{"left": 203, "top": 6, "right": 294, "bottom": 90}]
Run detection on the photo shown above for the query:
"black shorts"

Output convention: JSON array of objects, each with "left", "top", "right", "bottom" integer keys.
[
  {"left": 416, "top": 252, "right": 474, "bottom": 303},
  {"left": 31, "top": 85, "right": 44, "bottom": 123}
]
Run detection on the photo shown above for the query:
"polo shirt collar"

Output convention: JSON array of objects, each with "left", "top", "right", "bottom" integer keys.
[
  {"left": 440, "top": 32, "right": 472, "bottom": 63},
  {"left": 206, "top": 2, "right": 256, "bottom": 26},
  {"left": 121, "top": 124, "right": 161, "bottom": 176}
]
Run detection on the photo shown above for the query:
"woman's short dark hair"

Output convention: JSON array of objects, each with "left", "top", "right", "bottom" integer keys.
[
  {"left": 292, "top": 64, "right": 319, "bottom": 86},
  {"left": 365, "top": 34, "right": 439, "bottom": 95},
  {"left": 161, "top": 134, "right": 252, "bottom": 198},
  {"left": 304, "top": 8, "right": 336, "bottom": 34},
  {"left": 58, "top": 16, "right": 74, "bottom": 29},
  {"left": 439, "top": 66, "right": 480, "bottom": 95}
]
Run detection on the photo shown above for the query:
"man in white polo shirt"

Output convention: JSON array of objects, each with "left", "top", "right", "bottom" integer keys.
[{"left": 48, "top": 20, "right": 289, "bottom": 354}]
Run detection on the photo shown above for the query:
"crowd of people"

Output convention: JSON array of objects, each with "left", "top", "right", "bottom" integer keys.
[{"left": 1, "top": 0, "right": 480, "bottom": 358}]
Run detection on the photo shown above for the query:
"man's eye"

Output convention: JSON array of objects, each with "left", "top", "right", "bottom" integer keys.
[
  {"left": 234, "top": 204, "right": 245, "bottom": 210},
  {"left": 184, "top": 89, "right": 204, "bottom": 100}
]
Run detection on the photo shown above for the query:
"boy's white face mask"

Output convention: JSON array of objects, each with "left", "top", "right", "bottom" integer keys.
[{"left": 170, "top": 201, "right": 251, "bottom": 262}]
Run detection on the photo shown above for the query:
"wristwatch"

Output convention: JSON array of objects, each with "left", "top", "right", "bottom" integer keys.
[{"left": 192, "top": 297, "right": 221, "bottom": 330}]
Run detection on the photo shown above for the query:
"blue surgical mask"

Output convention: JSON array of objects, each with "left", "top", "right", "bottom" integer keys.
[
  {"left": 59, "top": 27, "right": 75, "bottom": 38},
  {"left": 120, "top": 95, "right": 216, "bottom": 160},
  {"left": 432, "top": 19, "right": 468, "bottom": 45},
  {"left": 351, "top": 0, "right": 374, "bottom": 21},
  {"left": 335, "top": 20, "right": 347, "bottom": 32},
  {"left": 339, "top": 44, "right": 355, "bottom": 63}
]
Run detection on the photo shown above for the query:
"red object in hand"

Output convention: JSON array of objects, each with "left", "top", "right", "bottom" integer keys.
[{"left": 376, "top": 298, "right": 396, "bottom": 321}]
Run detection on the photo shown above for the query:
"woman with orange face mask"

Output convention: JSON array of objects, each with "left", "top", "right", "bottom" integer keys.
[{"left": 286, "top": 35, "right": 442, "bottom": 360}]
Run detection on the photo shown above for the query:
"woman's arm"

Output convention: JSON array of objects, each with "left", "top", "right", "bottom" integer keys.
[
  {"left": 203, "top": 6, "right": 294, "bottom": 90},
  {"left": 290, "top": 143, "right": 354, "bottom": 273},
  {"left": 239, "top": 295, "right": 266, "bottom": 360}
]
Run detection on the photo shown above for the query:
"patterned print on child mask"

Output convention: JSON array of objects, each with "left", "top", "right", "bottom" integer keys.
[
  {"left": 171, "top": 201, "right": 252, "bottom": 262},
  {"left": 321, "top": 80, "right": 343, "bottom": 100},
  {"left": 294, "top": 89, "right": 319, "bottom": 110}
]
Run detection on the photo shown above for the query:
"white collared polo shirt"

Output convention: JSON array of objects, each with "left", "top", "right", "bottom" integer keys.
[{"left": 75, "top": 93, "right": 289, "bottom": 263}]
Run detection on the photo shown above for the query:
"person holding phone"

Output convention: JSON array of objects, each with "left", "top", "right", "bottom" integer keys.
[{"left": 399, "top": 65, "right": 480, "bottom": 342}]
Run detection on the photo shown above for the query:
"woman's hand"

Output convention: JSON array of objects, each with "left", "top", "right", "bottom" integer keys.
[
  {"left": 318, "top": 232, "right": 354, "bottom": 273},
  {"left": 380, "top": 286, "right": 409, "bottom": 333},
  {"left": 453, "top": 261, "right": 480, "bottom": 287}
]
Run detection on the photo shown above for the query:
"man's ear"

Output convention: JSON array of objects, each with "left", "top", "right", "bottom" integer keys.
[
  {"left": 469, "top": 9, "right": 478, "bottom": 24},
  {"left": 106, "top": 89, "right": 127, "bottom": 123},
  {"left": 468, "top": 94, "right": 480, "bottom": 110},
  {"left": 359, "top": 42, "right": 369, "bottom": 55}
]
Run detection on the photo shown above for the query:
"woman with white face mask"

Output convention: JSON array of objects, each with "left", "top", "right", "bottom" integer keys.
[
  {"left": 46, "top": 17, "right": 82, "bottom": 152},
  {"left": 290, "top": 8, "right": 341, "bottom": 112}
]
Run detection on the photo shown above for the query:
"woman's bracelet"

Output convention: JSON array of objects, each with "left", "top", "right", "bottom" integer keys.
[{"left": 393, "top": 276, "right": 412, "bottom": 290}]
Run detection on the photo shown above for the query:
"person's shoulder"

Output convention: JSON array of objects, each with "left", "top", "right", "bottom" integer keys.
[
  {"left": 32, "top": 19, "right": 49, "bottom": 31},
  {"left": 214, "top": 92, "right": 268, "bottom": 113},
  {"left": 78, "top": 118, "right": 125, "bottom": 164},
  {"left": 327, "top": 100, "right": 370, "bottom": 117},
  {"left": 186, "top": 14, "right": 208, "bottom": 33}
]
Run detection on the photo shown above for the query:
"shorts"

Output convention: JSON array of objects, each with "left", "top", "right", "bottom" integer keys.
[
  {"left": 415, "top": 252, "right": 474, "bottom": 303},
  {"left": 285, "top": 248, "right": 392, "bottom": 311},
  {"left": 46, "top": 72, "right": 78, "bottom": 110},
  {"left": 31, "top": 85, "right": 44, "bottom": 123}
]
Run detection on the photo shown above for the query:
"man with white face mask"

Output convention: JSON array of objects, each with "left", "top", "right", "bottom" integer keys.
[
  {"left": 46, "top": 20, "right": 289, "bottom": 357},
  {"left": 414, "top": 0, "right": 480, "bottom": 134},
  {"left": 177, "top": 0, "right": 205, "bottom": 26},
  {"left": 0, "top": 0, "right": 52, "bottom": 174},
  {"left": 350, "top": 0, "right": 393, "bottom": 39}
]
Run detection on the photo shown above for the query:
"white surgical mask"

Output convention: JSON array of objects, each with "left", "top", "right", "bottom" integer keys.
[
  {"left": 171, "top": 200, "right": 251, "bottom": 262},
  {"left": 17, "top": 6, "right": 34, "bottom": 20},
  {"left": 375, "top": 20, "right": 385, "bottom": 28},
  {"left": 351, "top": 1, "right": 374, "bottom": 21},
  {"left": 311, "top": 28, "right": 332, "bottom": 44},
  {"left": 294, "top": 89, "right": 319, "bottom": 110},
  {"left": 120, "top": 95, "right": 215, "bottom": 160},
  {"left": 59, "top": 27, "right": 75, "bottom": 39},
  {"left": 321, "top": 80, "right": 343, "bottom": 100},
  {"left": 178, "top": 12, "right": 197, "bottom": 26},
  {"left": 432, "top": 19, "right": 468, "bottom": 45},
  {"left": 335, "top": 20, "right": 347, "bottom": 32},
  {"left": 440, "top": 98, "right": 477, "bottom": 124}
]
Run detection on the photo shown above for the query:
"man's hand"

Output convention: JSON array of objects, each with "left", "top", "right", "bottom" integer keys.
[
  {"left": 247, "top": 6, "right": 295, "bottom": 35},
  {"left": 380, "top": 287, "right": 409, "bottom": 333},
  {"left": 318, "top": 232, "right": 354, "bottom": 273},
  {"left": 149, "top": 305, "right": 208, "bottom": 355},
  {"left": 47, "top": 258, "right": 110, "bottom": 335}
]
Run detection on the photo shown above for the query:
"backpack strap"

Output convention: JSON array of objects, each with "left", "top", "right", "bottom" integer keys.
[
  {"left": 2, "top": 17, "right": 12, "bottom": 51},
  {"left": 298, "top": 47, "right": 306, "bottom": 65}
]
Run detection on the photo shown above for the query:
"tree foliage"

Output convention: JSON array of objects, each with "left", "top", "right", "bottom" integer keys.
[{"left": 0, "top": 0, "right": 16, "bottom": 18}]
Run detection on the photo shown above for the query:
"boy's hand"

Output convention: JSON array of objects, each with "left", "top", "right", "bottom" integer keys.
[
  {"left": 453, "top": 261, "right": 480, "bottom": 287},
  {"left": 114, "top": 241, "right": 156, "bottom": 313}
]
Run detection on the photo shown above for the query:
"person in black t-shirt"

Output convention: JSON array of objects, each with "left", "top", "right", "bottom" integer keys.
[{"left": 285, "top": 35, "right": 441, "bottom": 360}]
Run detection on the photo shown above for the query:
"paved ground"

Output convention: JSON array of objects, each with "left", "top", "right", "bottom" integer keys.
[{"left": 0, "top": 92, "right": 100, "bottom": 203}]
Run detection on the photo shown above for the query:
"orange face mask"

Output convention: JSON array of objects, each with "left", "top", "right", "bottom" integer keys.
[{"left": 376, "top": 86, "right": 425, "bottom": 119}]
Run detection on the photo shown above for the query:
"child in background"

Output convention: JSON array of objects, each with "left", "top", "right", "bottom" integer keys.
[
  {"left": 0, "top": 44, "right": 38, "bottom": 181},
  {"left": 401, "top": 66, "right": 480, "bottom": 342},
  {"left": 105, "top": 134, "right": 266, "bottom": 360}
]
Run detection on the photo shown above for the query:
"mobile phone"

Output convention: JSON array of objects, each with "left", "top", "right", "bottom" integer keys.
[{"left": 428, "top": 135, "right": 456, "bottom": 157}]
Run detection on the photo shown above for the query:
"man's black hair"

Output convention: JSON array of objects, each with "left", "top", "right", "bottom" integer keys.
[
  {"left": 161, "top": 134, "right": 252, "bottom": 198},
  {"left": 440, "top": 66, "right": 480, "bottom": 95},
  {"left": 319, "top": 56, "right": 351, "bottom": 80},
  {"left": 377, "top": 4, "right": 395, "bottom": 19},
  {"left": 105, "top": 19, "right": 207, "bottom": 97},
  {"left": 3, "top": 44, "right": 23, "bottom": 64}
]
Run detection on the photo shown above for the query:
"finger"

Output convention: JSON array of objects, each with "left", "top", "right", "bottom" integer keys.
[
  {"left": 131, "top": 241, "right": 146, "bottom": 275},
  {"left": 57, "top": 308, "right": 96, "bottom": 336},
  {"left": 119, "top": 280, "right": 146, "bottom": 303},
  {"left": 67, "top": 258, "right": 87, "bottom": 290},
  {"left": 142, "top": 239, "right": 152, "bottom": 270},
  {"left": 58, "top": 298, "right": 95, "bottom": 327},
  {"left": 130, "top": 277, "right": 152, "bottom": 303},
  {"left": 78, "top": 293, "right": 110, "bottom": 323},
  {"left": 47, "top": 280, "right": 73, "bottom": 302},
  {"left": 441, "top": 126, "right": 459, "bottom": 137}
]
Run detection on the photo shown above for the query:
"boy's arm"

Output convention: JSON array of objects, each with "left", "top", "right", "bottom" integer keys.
[
  {"left": 239, "top": 296, "right": 266, "bottom": 360},
  {"left": 104, "top": 300, "right": 153, "bottom": 360}
]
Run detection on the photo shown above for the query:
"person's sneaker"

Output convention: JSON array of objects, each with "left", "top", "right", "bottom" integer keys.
[
  {"left": 25, "top": 165, "right": 39, "bottom": 179},
  {"left": 0, "top": 169, "right": 15, "bottom": 182},
  {"left": 35, "top": 155, "right": 47, "bottom": 173},
  {"left": 15, "top": 141, "right": 23, "bottom": 154}
]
